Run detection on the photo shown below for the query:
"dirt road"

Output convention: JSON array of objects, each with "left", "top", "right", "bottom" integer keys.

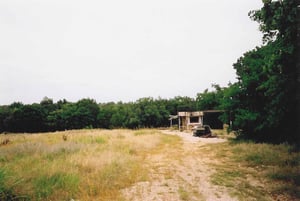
[{"left": 122, "top": 130, "right": 236, "bottom": 201}]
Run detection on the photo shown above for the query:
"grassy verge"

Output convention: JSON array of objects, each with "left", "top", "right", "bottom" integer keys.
[
  {"left": 205, "top": 133, "right": 300, "bottom": 201},
  {"left": 0, "top": 129, "right": 179, "bottom": 201},
  {"left": 0, "top": 167, "right": 29, "bottom": 201}
]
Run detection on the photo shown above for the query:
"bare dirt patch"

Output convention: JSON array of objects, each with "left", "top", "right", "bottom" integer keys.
[
  {"left": 122, "top": 130, "right": 236, "bottom": 201},
  {"left": 162, "top": 130, "right": 228, "bottom": 144}
]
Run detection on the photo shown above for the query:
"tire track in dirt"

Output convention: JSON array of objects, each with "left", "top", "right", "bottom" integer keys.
[{"left": 122, "top": 130, "right": 236, "bottom": 201}]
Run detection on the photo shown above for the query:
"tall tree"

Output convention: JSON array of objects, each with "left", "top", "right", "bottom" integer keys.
[
  {"left": 196, "top": 84, "right": 224, "bottom": 110},
  {"left": 228, "top": 0, "right": 299, "bottom": 142}
]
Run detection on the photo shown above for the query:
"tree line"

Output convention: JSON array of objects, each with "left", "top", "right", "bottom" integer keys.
[{"left": 0, "top": 96, "right": 207, "bottom": 133}]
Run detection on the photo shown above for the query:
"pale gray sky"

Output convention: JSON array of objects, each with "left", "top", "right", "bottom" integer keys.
[{"left": 0, "top": 0, "right": 263, "bottom": 104}]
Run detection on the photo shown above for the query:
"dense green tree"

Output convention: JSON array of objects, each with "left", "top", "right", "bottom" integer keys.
[
  {"left": 47, "top": 108, "right": 65, "bottom": 131},
  {"left": 56, "top": 99, "right": 69, "bottom": 109},
  {"left": 173, "top": 96, "right": 197, "bottom": 112},
  {"left": 297, "top": 2, "right": 300, "bottom": 139},
  {"left": 136, "top": 98, "right": 162, "bottom": 127},
  {"left": 225, "top": 0, "right": 299, "bottom": 143},
  {"left": 5, "top": 104, "right": 47, "bottom": 132},
  {"left": 53, "top": 99, "right": 100, "bottom": 130},
  {"left": 122, "top": 103, "right": 141, "bottom": 129},
  {"left": 217, "top": 83, "right": 240, "bottom": 130},
  {"left": 75, "top": 99, "right": 100, "bottom": 128},
  {"left": 196, "top": 84, "right": 224, "bottom": 110},
  {"left": 109, "top": 103, "right": 128, "bottom": 128},
  {"left": 97, "top": 102, "right": 115, "bottom": 128},
  {"left": 46, "top": 98, "right": 100, "bottom": 131},
  {"left": 0, "top": 106, "right": 11, "bottom": 132},
  {"left": 1, "top": 103, "right": 24, "bottom": 132},
  {"left": 40, "top": 97, "right": 56, "bottom": 113}
]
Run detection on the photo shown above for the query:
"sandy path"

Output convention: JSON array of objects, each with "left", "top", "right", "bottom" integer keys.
[
  {"left": 161, "top": 130, "right": 227, "bottom": 144},
  {"left": 122, "top": 130, "right": 236, "bottom": 201}
]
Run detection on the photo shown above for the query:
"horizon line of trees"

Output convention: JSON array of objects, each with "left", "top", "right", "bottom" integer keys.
[{"left": 0, "top": 94, "right": 223, "bottom": 133}]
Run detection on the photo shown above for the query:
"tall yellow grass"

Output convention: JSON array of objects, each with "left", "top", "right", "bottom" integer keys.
[{"left": 0, "top": 129, "right": 180, "bottom": 201}]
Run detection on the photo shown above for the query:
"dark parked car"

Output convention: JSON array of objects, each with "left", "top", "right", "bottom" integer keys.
[{"left": 192, "top": 125, "right": 212, "bottom": 137}]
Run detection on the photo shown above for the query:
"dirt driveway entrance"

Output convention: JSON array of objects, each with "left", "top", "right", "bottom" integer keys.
[{"left": 122, "top": 130, "right": 236, "bottom": 201}]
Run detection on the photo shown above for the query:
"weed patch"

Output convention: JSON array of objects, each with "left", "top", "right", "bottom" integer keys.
[
  {"left": 0, "top": 168, "right": 29, "bottom": 201},
  {"left": 268, "top": 166, "right": 300, "bottom": 185},
  {"left": 211, "top": 169, "right": 244, "bottom": 187},
  {"left": 34, "top": 173, "right": 79, "bottom": 200},
  {"left": 208, "top": 137, "right": 300, "bottom": 201}
]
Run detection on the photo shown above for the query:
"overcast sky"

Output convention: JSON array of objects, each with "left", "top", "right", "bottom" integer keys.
[{"left": 0, "top": 0, "right": 263, "bottom": 105}]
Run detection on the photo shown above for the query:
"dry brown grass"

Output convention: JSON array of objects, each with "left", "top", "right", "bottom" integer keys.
[
  {"left": 2, "top": 129, "right": 297, "bottom": 201},
  {"left": 0, "top": 129, "right": 178, "bottom": 201},
  {"left": 204, "top": 137, "right": 300, "bottom": 201}
]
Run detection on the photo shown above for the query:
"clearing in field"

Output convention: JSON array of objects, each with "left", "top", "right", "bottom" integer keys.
[{"left": 0, "top": 129, "right": 299, "bottom": 201}]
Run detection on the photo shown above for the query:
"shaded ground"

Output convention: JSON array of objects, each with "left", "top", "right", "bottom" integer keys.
[{"left": 122, "top": 130, "right": 237, "bottom": 201}]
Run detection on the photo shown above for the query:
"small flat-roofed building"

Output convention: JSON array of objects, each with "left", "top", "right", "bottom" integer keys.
[
  {"left": 178, "top": 111, "right": 203, "bottom": 131},
  {"left": 169, "top": 110, "right": 224, "bottom": 131}
]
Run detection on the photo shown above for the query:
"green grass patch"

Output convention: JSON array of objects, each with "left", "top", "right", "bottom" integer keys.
[
  {"left": 211, "top": 169, "right": 244, "bottom": 188},
  {"left": 230, "top": 141, "right": 300, "bottom": 167},
  {"left": 0, "top": 168, "right": 29, "bottom": 201},
  {"left": 178, "top": 186, "right": 189, "bottom": 201},
  {"left": 94, "top": 136, "right": 107, "bottom": 144},
  {"left": 133, "top": 129, "right": 158, "bottom": 136},
  {"left": 34, "top": 173, "right": 79, "bottom": 200},
  {"left": 268, "top": 167, "right": 300, "bottom": 185},
  {"left": 211, "top": 168, "right": 267, "bottom": 200},
  {"left": 209, "top": 138, "right": 300, "bottom": 200}
]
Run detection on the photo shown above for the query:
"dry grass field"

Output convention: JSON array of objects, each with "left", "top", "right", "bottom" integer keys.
[
  {"left": 0, "top": 129, "right": 299, "bottom": 201},
  {"left": 0, "top": 129, "right": 179, "bottom": 201}
]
